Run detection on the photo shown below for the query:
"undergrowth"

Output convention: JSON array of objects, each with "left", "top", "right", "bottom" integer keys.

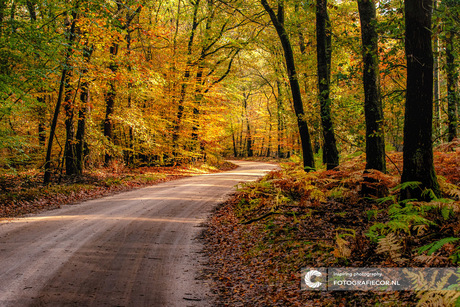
[{"left": 205, "top": 147, "right": 460, "bottom": 306}]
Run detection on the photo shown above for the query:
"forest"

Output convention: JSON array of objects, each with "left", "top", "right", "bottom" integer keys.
[
  {"left": 0, "top": 0, "right": 458, "bottom": 182},
  {"left": 1, "top": 0, "right": 460, "bottom": 305}
]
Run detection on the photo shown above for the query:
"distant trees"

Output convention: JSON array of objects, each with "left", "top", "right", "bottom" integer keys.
[{"left": 0, "top": 0, "right": 457, "bottom": 194}]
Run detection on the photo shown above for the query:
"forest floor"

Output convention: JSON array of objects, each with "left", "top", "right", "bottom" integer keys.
[
  {"left": 0, "top": 160, "right": 236, "bottom": 219},
  {"left": 203, "top": 140, "right": 460, "bottom": 306}
]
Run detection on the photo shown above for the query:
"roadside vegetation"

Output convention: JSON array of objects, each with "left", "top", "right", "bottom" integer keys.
[
  {"left": 204, "top": 142, "right": 460, "bottom": 306},
  {"left": 0, "top": 160, "right": 236, "bottom": 219}
]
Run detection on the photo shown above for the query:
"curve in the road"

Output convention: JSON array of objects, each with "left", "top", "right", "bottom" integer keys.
[{"left": 0, "top": 161, "right": 278, "bottom": 307}]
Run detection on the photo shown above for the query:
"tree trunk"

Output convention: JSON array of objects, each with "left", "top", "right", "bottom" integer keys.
[
  {"left": 433, "top": 0, "right": 441, "bottom": 142},
  {"left": 37, "top": 96, "right": 46, "bottom": 147},
  {"left": 276, "top": 80, "right": 284, "bottom": 158},
  {"left": 316, "top": 0, "right": 339, "bottom": 170},
  {"left": 172, "top": 0, "right": 200, "bottom": 158},
  {"left": 261, "top": 0, "right": 315, "bottom": 170},
  {"left": 243, "top": 92, "right": 253, "bottom": 157},
  {"left": 75, "top": 46, "right": 93, "bottom": 174},
  {"left": 401, "top": 0, "right": 440, "bottom": 200},
  {"left": 44, "top": 11, "right": 78, "bottom": 184},
  {"left": 63, "top": 69, "right": 77, "bottom": 176},
  {"left": 27, "top": 1, "right": 46, "bottom": 149},
  {"left": 357, "top": 0, "right": 386, "bottom": 172},
  {"left": 104, "top": 43, "right": 118, "bottom": 166},
  {"left": 446, "top": 30, "right": 458, "bottom": 141}
]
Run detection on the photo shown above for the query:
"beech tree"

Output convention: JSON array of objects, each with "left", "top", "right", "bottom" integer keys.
[
  {"left": 443, "top": 0, "right": 459, "bottom": 142},
  {"left": 316, "top": 0, "right": 339, "bottom": 170},
  {"left": 44, "top": 6, "right": 79, "bottom": 184},
  {"left": 260, "top": 0, "right": 315, "bottom": 170},
  {"left": 357, "top": 0, "right": 386, "bottom": 172},
  {"left": 401, "top": 0, "right": 440, "bottom": 200}
]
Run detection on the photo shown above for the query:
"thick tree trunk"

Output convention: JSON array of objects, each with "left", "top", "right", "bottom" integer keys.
[
  {"left": 261, "top": 0, "right": 315, "bottom": 170},
  {"left": 401, "top": 0, "right": 440, "bottom": 200},
  {"left": 433, "top": 0, "right": 441, "bottom": 141},
  {"left": 316, "top": 0, "right": 339, "bottom": 170},
  {"left": 446, "top": 31, "right": 458, "bottom": 141},
  {"left": 357, "top": 0, "right": 386, "bottom": 172}
]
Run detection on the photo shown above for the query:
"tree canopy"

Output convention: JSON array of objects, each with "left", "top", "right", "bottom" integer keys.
[{"left": 0, "top": 0, "right": 458, "bottom": 198}]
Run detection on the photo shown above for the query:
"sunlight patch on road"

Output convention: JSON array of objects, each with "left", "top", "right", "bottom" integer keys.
[{"left": 3, "top": 215, "right": 205, "bottom": 224}]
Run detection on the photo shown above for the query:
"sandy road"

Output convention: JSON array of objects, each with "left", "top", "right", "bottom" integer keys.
[{"left": 0, "top": 161, "right": 278, "bottom": 307}]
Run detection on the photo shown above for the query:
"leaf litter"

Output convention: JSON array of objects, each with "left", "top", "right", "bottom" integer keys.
[{"left": 203, "top": 147, "right": 460, "bottom": 306}]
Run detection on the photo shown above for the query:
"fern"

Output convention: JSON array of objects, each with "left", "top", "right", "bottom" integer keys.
[
  {"left": 376, "top": 232, "right": 405, "bottom": 263},
  {"left": 391, "top": 181, "right": 422, "bottom": 192},
  {"left": 333, "top": 232, "right": 352, "bottom": 258},
  {"left": 438, "top": 176, "right": 460, "bottom": 200},
  {"left": 418, "top": 237, "right": 460, "bottom": 256},
  {"left": 422, "top": 188, "right": 439, "bottom": 201},
  {"left": 367, "top": 199, "right": 438, "bottom": 247},
  {"left": 416, "top": 290, "right": 460, "bottom": 307}
]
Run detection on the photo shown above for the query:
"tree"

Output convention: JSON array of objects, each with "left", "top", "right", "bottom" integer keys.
[
  {"left": 443, "top": 0, "right": 459, "bottom": 141},
  {"left": 44, "top": 6, "right": 79, "bottom": 184},
  {"left": 260, "top": 0, "right": 315, "bottom": 170},
  {"left": 357, "top": 0, "right": 386, "bottom": 172},
  {"left": 316, "top": 0, "right": 339, "bottom": 170},
  {"left": 401, "top": 0, "right": 440, "bottom": 200}
]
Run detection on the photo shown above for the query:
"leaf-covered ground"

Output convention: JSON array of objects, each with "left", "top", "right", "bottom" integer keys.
[
  {"left": 204, "top": 142, "right": 460, "bottom": 306},
  {"left": 0, "top": 161, "right": 236, "bottom": 219}
]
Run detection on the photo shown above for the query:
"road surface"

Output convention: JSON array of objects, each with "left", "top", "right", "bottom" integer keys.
[{"left": 0, "top": 161, "right": 278, "bottom": 307}]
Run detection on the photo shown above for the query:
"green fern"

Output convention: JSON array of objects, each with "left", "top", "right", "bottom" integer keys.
[
  {"left": 391, "top": 181, "right": 422, "bottom": 192},
  {"left": 418, "top": 237, "right": 460, "bottom": 255},
  {"left": 422, "top": 188, "right": 439, "bottom": 201}
]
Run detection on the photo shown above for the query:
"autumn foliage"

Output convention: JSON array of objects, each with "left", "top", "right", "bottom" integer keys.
[{"left": 204, "top": 143, "right": 460, "bottom": 306}]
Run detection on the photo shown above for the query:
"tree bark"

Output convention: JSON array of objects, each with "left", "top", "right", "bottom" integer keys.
[
  {"left": 276, "top": 79, "right": 285, "bottom": 158},
  {"left": 316, "top": 0, "right": 339, "bottom": 170},
  {"left": 63, "top": 68, "right": 77, "bottom": 176},
  {"left": 75, "top": 46, "right": 93, "bottom": 174},
  {"left": 104, "top": 42, "right": 118, "bottom": 166},
  {"left": 357, "top": 0, "right": 386, "bottom": 172},
  {"left": 446, "top": 30, "right": 458, "bottom": 141},
  {"left": 44, "top": 10, "right": 78, "bottom": 184},
  {"left": 37, "top": 97, "right": 46, "bottom": 147},
  {"left": 401, "top": 0, "right": 440, "bottom": 200},
  {"left": 261, "top": 0, "right": 315, "bottom": 170},
  {"left": 433, "top": 0, "right": 441, "bottom": 142}
]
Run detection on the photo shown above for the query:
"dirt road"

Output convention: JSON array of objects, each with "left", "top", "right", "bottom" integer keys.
[{"left": 0, "top": 161, "right": 277, "bottom": 307}]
